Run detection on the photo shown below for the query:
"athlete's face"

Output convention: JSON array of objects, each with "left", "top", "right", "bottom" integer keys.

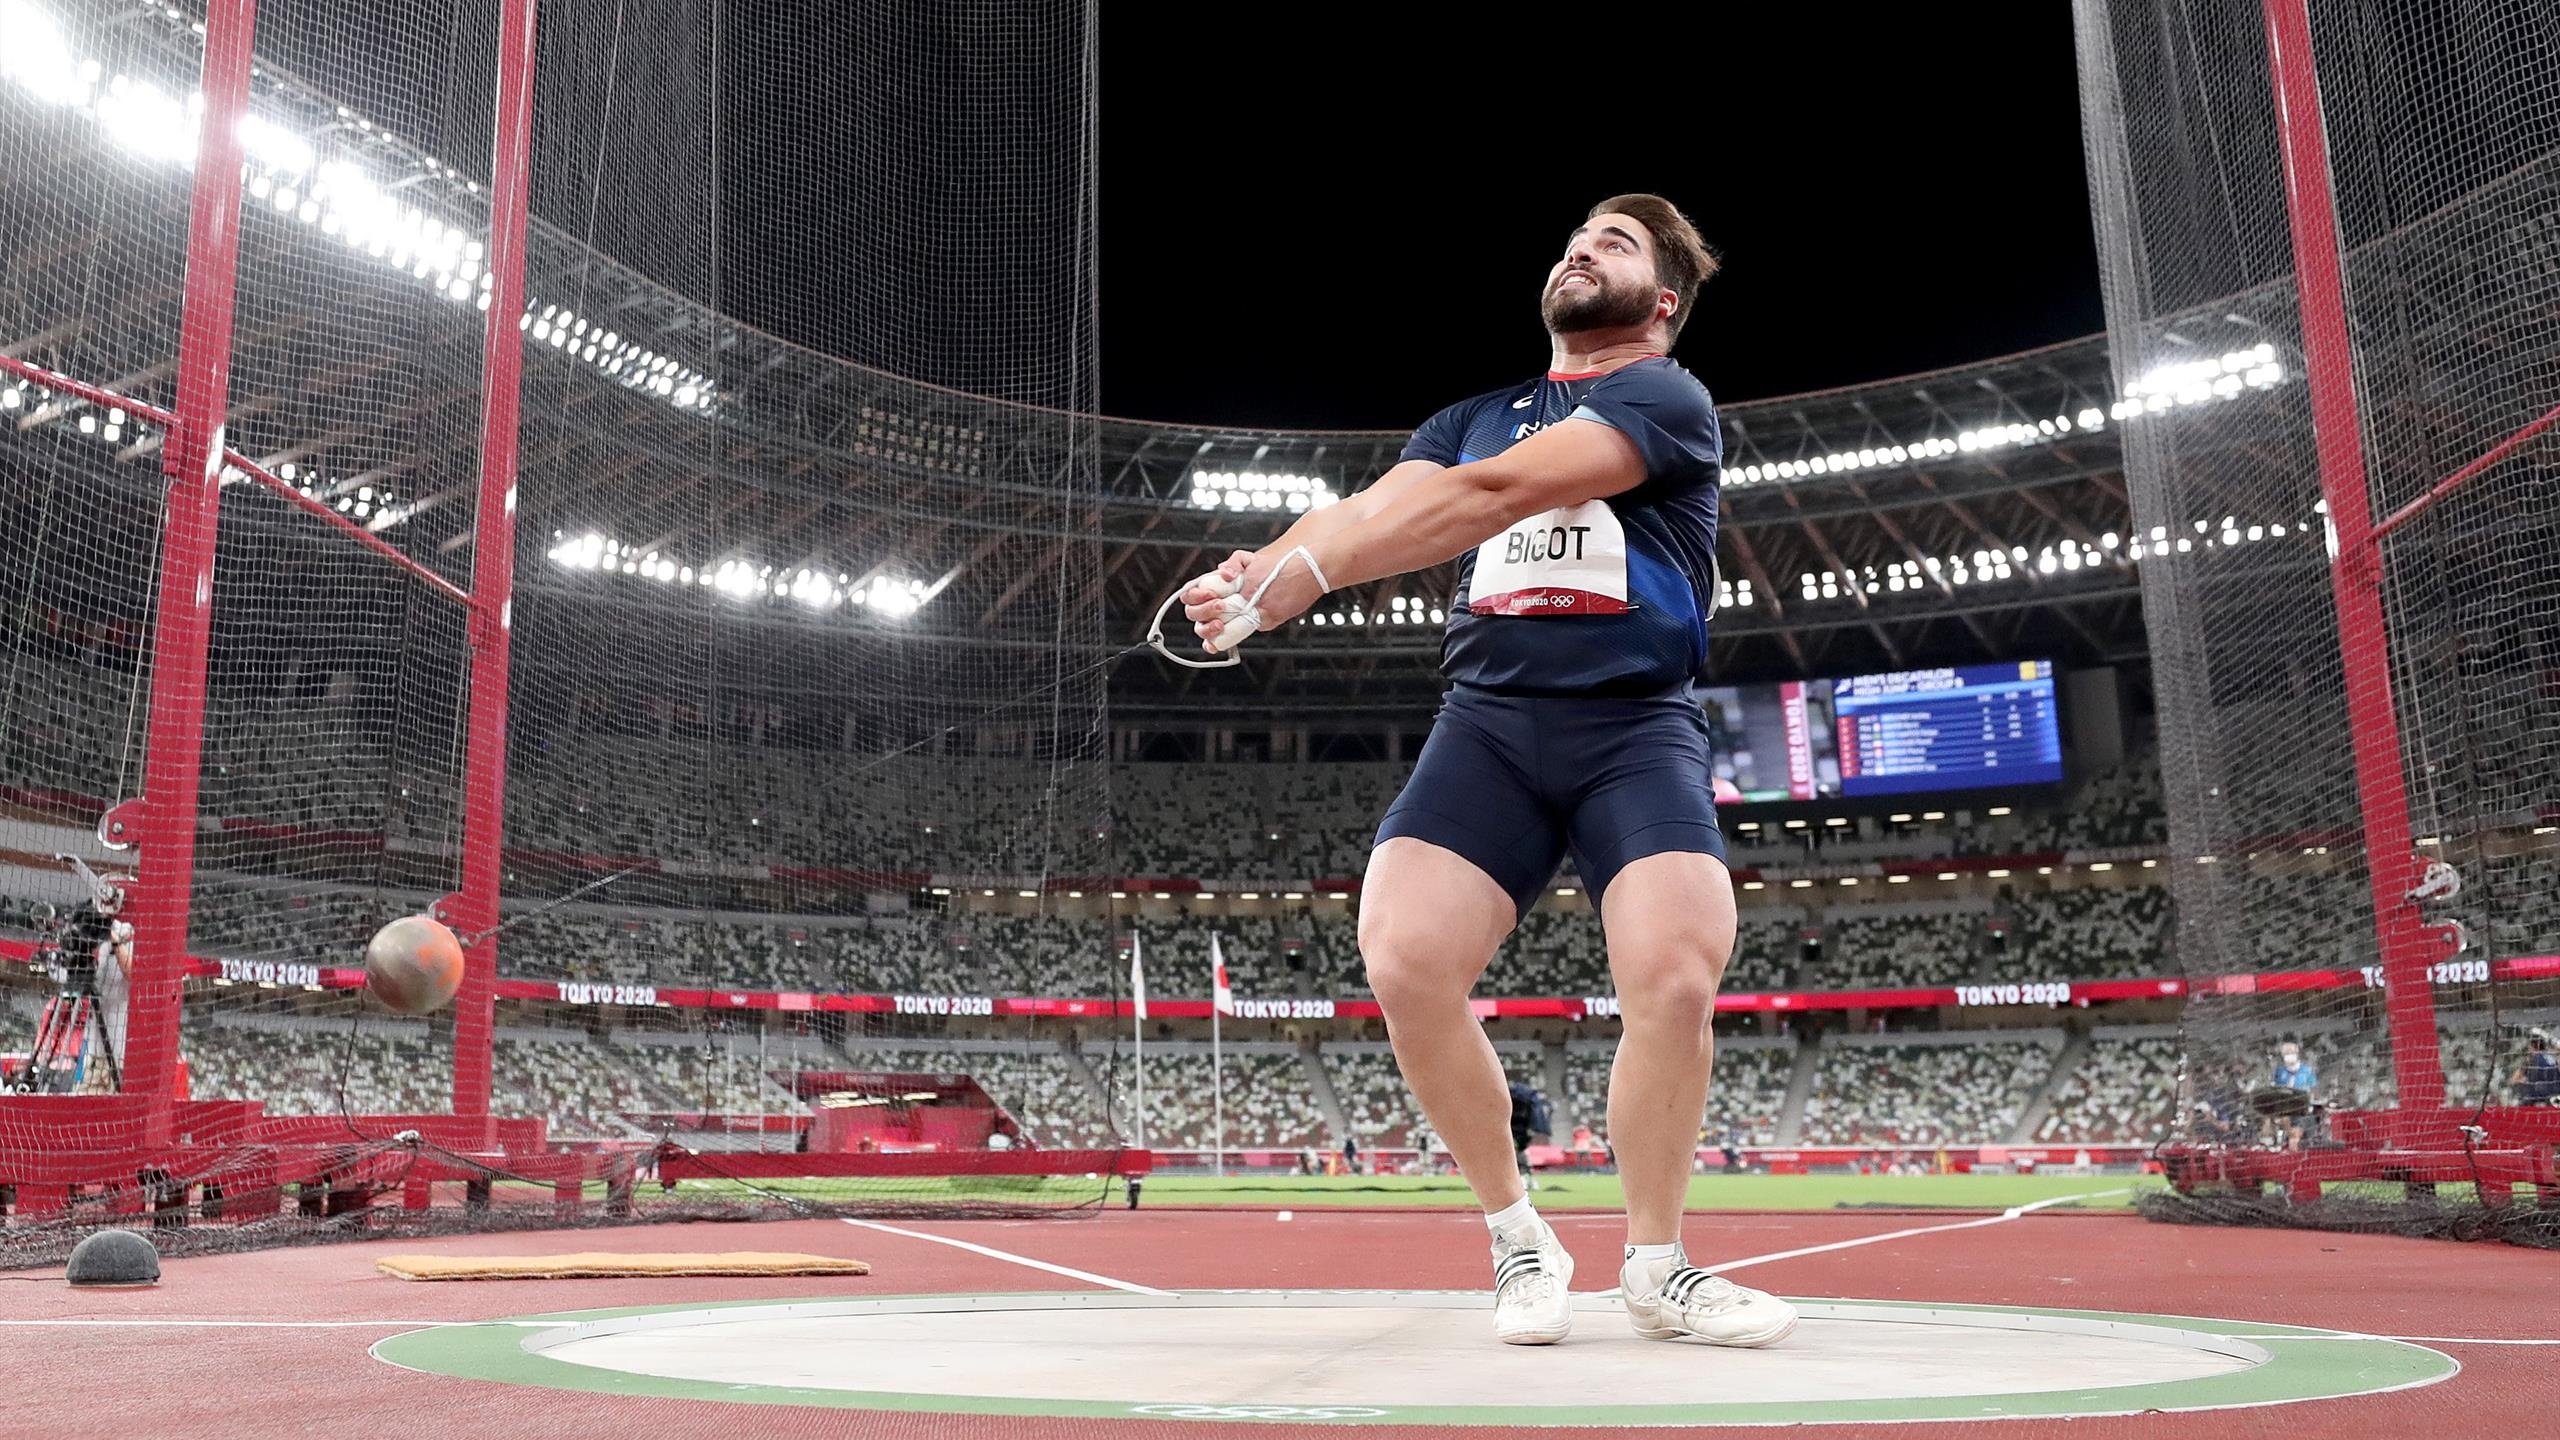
[{"left": 1541, "top": 212, "right": 1669, "bottom": 336}]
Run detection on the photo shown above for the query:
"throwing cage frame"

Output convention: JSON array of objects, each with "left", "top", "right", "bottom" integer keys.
[
  {"left": 2148, "top": 0, "right": 2560, "bottom": 1215},
  {"left": 0, "top": 0, "right": 586, "bottom": 1222}
]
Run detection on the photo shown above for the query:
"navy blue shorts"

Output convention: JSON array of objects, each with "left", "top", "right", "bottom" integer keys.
[{"left": 1376, "top": 684, "right": 1729, "bottom": 922}]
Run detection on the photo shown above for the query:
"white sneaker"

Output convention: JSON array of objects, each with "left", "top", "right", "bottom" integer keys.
[
  {"left": 1490, "top": 1222, "right": 1575, "bottom": 1345},
  {"left": 1621, "top": 1249, "right": 1798, "bottom": 1347}
]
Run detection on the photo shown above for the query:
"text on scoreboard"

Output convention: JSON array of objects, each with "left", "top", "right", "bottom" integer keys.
[{"left": 1832, "top": 660, "right": 2063, "bottom": 796}]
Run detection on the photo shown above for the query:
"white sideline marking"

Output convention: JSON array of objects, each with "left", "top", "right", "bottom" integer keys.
[
  {"left": 0, "top": 1318, "right": 566, "bottom": 1329},
  {"left": 2263, "top": 1333, "right": 2560, "bottom": 1346},
  {"left": 840, "top": 1217, "right": 1172, "bottom": 1296},
  {"left": 1689, "top": 1189, "right": 2135, "bottom": 1276}
]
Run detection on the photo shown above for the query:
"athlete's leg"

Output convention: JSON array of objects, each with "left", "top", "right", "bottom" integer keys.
[
  {"left": 1561, "top": 698, "right": 1794, "bottom": 1345},
  {"left": 1597, "top": 848, "right": 1736, "bottom": 1245},
  {"left": 1359, "top": 836, "right": 1525, "bottom": 1213},
  {"left": 1373, "top": 694, "right": 1578, "bottom": 1344}
]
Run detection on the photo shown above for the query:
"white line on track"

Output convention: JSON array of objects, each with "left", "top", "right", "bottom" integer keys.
[
  {"left": 1686, "top": 1188, "right": 2135, "bottom": 1277},
  {"left": 0, "top": 1318, "right": 566, "bottom": 1328},
  {"left": 839, "top": 1216, "right": 1172, "bottom": 1296},
  {"left": 2261, "top": 1333, "right": 2560, "bottom": 1346}
]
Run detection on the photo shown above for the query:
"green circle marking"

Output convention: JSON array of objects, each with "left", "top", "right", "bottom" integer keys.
[{"left": 371, "top": 1290, "right": 2456, "bottom": 1427}]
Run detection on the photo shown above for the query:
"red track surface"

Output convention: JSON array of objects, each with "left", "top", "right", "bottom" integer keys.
[{"left": 9, "top": 1209, "right": 2557, "bottom": 1437}]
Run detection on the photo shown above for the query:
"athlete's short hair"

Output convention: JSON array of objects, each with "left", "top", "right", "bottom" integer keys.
[{"left": 1588, "top": 194, "right": 1718, "bottom": 346}]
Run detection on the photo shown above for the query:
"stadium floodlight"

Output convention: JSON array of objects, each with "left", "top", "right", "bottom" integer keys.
[
  {"left": 1, "top": 1, "right": 88, "bottom": 107},
  {"left": 1188, "top": 470, "right": 1334, "bottom": 514},
  {"left": 790, "top": 569, "right": 837, "bottom": 609},
  {"left": 94, "top": 76, "right": 194, "bottom": 164}
]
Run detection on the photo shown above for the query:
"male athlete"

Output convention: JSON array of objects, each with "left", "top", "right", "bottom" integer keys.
[{"left": 1181, "top": 195, "right": 1796, "bottom": 1347}]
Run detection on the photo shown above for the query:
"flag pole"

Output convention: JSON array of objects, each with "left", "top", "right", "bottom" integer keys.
[
  {"left": 1212, "top": 933, "right": 1225, "bottom": 1177},
  {"left": 1131, "top": 930, "right": 1147, "bottom": 1152}
]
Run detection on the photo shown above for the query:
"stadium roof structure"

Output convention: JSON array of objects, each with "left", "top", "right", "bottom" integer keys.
[{"left": 0, "top": 16, "right": 2315, "bottom": 728}]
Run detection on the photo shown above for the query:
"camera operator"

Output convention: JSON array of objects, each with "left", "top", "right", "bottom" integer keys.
[
  {"left": 2510, "top": 1029, "right": 2560, "bottom": 1107},
  {"left": 43, "top": 868, "right": 134, "bottom": 1095}
]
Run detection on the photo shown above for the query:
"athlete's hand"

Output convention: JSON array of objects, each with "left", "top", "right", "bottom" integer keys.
[
  {"left": 1227, "top": 545, "right": 1326, "bottom": 630},
  {"left": 1178, "top": 551, "right": 1256, "bottom": 616},
  {"left": 1182, "top": 545, "right": 1326, "bottom": 652}
]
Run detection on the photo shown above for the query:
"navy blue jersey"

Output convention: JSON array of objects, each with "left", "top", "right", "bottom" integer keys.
[
  {"left": 2524, "top": 1052, "right": 2560, "bottom": 1104},
  {"left": 1398, "top": 357, "right": 1723, "bottom": 696}
]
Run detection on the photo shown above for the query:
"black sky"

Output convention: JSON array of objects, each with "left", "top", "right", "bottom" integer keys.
[{"left": 1095, "top": 4, "right": 2103, "bottom": 431}]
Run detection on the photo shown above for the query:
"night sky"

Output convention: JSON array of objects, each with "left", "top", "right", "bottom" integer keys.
[{"left": 1094, "top": 3, "right": 2104, "bottom": 431}]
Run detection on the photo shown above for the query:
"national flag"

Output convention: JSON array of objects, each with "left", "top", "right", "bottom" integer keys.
[{"left": 1211, "top": 933, "right": 1235, "bottom": 1017}]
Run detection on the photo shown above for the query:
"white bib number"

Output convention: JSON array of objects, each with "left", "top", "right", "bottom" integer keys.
[{"left": 1467, "top": 499, "right": 1630, "bottom": 615}]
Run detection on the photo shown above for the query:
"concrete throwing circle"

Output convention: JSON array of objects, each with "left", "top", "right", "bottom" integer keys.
[{"left": 373, "top": 1290, "right": 2457, "bottom": 1426}]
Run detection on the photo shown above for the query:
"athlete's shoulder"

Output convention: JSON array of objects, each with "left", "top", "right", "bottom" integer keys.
[
  {"left": 1448, "top": 378, "right": 1545, "bottom": 423},
  {"left": 1400, "top": 380, "right": 1538, "bottom": 465},
  {"left": 1575, "top": 358, "right": 1721, "bottom": 480},
  {"left": 1592, "top": 355, "right": 1715, "bottom": 410}
]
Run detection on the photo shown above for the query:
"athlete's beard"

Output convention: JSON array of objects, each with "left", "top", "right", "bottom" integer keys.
[{"left": 1541, "top": 270, "right": 1657, "bottom": 336}]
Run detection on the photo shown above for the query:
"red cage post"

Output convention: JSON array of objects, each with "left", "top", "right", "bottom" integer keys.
[
  {"left": 118, "top": 0, "right": 263, "bottom": 1141},
  {"left": 448, "top": 0, "right": 540, "bottom": 1131},
  {"left": 2260, "top": 0, "right": 2446, "bottom": 1111}
]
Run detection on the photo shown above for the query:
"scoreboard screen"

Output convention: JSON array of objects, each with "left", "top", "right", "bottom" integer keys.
[
  {"left": 1702, "top": 660, "right": 2064, "bottom": 802},
  {"left": 1831, "top": 661, "right": 2064, "bottom": 796}
]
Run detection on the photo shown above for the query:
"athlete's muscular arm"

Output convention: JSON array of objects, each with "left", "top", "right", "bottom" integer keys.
[{"left": 1182, "top": 419, "right": 1646, "bottom": 644}]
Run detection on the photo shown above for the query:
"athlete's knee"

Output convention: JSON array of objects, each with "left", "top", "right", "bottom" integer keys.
[
  {"left": 1614, "top": 951, "right": 1721, "bottom": 1031},
  {"left": 1359, "top": 911, "right": 1474, "bottom": 1012}
]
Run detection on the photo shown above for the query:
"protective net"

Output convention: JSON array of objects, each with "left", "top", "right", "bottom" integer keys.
[
  {"left": 2075, "top": 0, "right": 2560, "bottom": 1240},
  {"left": 0, "top": 0, "right": 1122, "bottom": 1265}
]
